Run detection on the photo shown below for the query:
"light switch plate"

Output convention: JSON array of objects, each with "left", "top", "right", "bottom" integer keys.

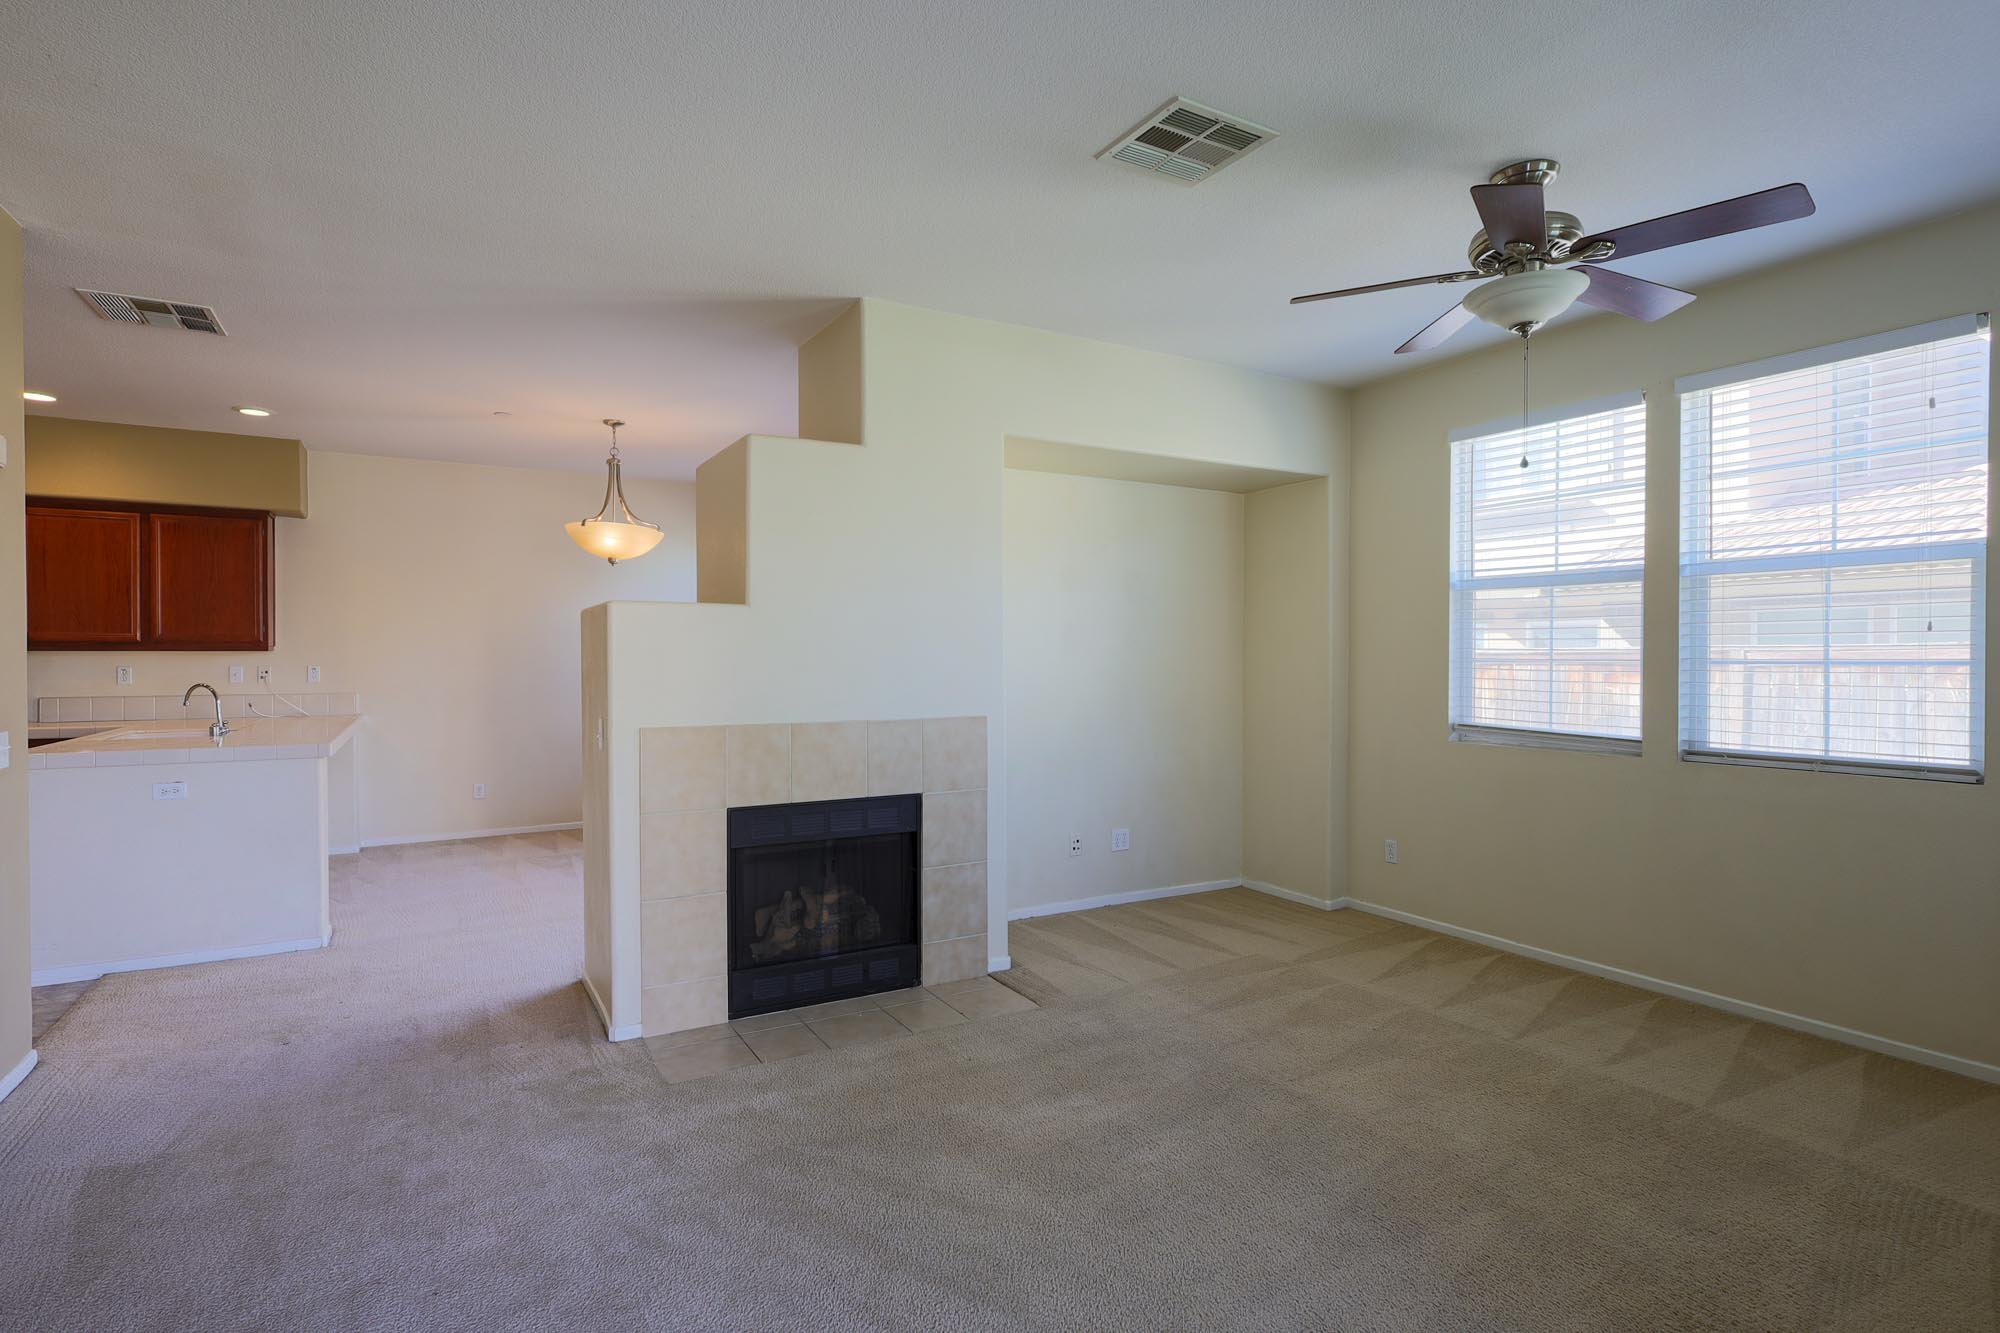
[
  {"left": 0, "top": 730, "right": 10, "bottom": 770},
  {"left": 0, "top": 432, "right": 8, "bottom": 467},
  {"left": 228, "top": 665, "right": 245, "bottom": 684},
  {"left": 116, "top": 665, "right": 135, "bottom": 686},
  {"left": 1111, "top": 827, "right": 1130, "bottom": 852}
]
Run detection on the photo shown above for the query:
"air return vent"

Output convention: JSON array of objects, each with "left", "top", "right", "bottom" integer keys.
[
  {"left": 1099, "top": 98, "right": 1276, "bottom": 185},
  {"left": 75, "top": 289, "right": 226, "bottom": 334}
]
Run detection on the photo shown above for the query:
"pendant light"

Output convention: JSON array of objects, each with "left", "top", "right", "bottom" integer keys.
[{"left": 566, "top": 418, "right": 663, "bottom": 564}]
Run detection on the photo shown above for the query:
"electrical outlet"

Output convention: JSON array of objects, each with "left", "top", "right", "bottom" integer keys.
[
  {"left": 115, "top": 665, "right": 134, "bottom": 686},
  {"left": 153, "top": 781, "right": 189, "bottom": 801},
  {"left": 473, "top": 783, "right": 487, "bottom": 800},
  {"left": 257, "top": 666, "right": 272, "bottom": 685},
  {"left": 228, "top": 665, "right": 245, "bottom": 684},
  {"left": 1111, "top": 827, "right": 1130, "bottom": 852},
  {"left": 307, "top": 666, "right": 321, "bottom": 684},
  {"left": 1384, "top": 838, "right": 1399, "bottom": 865},
  {"left": 1068, "top": 836, "right": 1083, "bottom": 858}
]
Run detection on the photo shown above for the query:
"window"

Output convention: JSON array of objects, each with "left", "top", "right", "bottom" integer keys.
[
  {"left": 1449, "top": 394, "right": 1647, "bottom": 750},
  {"left": 1679, "top": 316, "right": 1989, "bottom": 780}
]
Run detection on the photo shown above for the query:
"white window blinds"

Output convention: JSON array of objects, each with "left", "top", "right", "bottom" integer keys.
[
  {"left": 1679, "top": 316, "right": 1989, "bottom": 779},
  {"left": 1449, "top": 395, "right": 1647, "bottom": 745}
]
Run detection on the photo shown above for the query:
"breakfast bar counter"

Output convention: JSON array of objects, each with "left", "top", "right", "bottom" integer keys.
[{"left": 28, "top": 714, "right": 364, "bottom": 984}]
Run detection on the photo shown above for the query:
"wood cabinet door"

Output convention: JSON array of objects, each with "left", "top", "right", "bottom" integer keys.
[
  {"left": 26, "top": 506, "right": 144, "bottom": 647},
  {"left": 146, "top": 510, "right": 274, "bottom": 650}
]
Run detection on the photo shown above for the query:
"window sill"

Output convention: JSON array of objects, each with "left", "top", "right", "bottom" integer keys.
[
  {"left": 1680, "top": 750, "right": 1984, "bottom": 784},
  {"left": 1449, "top": 726, "right": 1641, "bottom": 758}
]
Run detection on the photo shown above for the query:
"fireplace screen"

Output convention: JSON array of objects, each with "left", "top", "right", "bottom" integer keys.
[
  {"left": 727, "top": 794, "right": 921, "bottom": 1016},
  {"left": 735, "top": 833, "right": 912, "bottom": 965}
]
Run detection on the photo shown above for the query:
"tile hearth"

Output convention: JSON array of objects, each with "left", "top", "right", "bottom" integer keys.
[{"left": 646, "top": 976, "right": 1035, "bottom": 1083}]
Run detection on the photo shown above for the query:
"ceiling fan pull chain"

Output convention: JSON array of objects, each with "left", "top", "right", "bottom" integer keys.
[{"left": 1520, "top": 333, "right": 1532, "bottom": 469}]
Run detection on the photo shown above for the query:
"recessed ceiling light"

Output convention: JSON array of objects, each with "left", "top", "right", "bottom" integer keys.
[
  {"left": 234, "top": 406, "right": 272, "bottom": 417},
  {"left": 23, "top": 390, "right": 56, "bottom": 402}
]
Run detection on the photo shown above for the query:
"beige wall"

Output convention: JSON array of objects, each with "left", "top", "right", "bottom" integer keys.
[
  {"left": 590, "top": 298, "right": 1346, "bottom": 1034},
  {"left": 580, "top": 603, "right": 613, "bottom": 1025},
  {"left": 596, "top": 425, "right": 1004, "bottom": 1032},
  {"left": 24, "top": 416, "right": 308, "bottom": 516},
  {"left": 1004, "top": 469, "right": 1245, "bottom": 912},
  {"left": 30, "top": 450, "right": 694, "bottom": 845},
  {"left": 797, "top": 301, "right": 863, "bottom": 445},
  {"left": 1346, "top": 202, "right": 2000, "bottom": 1069},
  {"left": 0, "top": 207, "right": 29, "bottom": 1085},
  {"left": 693, "top": 439, "right": 748, "bottom": 605},
  {"left": 1244, "top": 477, "right": 1338, "bottom": 904}
]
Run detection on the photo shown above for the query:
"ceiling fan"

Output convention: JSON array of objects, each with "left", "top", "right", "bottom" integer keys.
[{"left": 1290, "top": 160, "right": 1815, "bottom": 353}]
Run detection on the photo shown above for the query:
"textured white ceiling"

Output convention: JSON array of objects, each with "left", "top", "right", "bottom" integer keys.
[{"left": 4, "top": 0, "right": 1998, "bottom": 477}]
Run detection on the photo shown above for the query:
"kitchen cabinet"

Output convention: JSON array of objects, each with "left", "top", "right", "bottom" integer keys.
[
  {"left": 25, "top": 506, "right": 143, "bottom": 645},
  {"left": 27, "top": 498, "right": 274, "bottom": 651}
]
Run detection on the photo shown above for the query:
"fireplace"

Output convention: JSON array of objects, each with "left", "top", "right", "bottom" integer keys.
[{"left": 727, "top": 793, "right": 921, "bottom": 1017}]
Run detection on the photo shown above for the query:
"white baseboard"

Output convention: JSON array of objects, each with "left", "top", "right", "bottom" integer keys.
[
  {"left": 987, "top": 955, "right": 1012, "bottom": 973},
  {"left": 31, "top": 931, "right": 330, "bottom": 986},
  {"left": 581, "top": 973, "right": 640, "bottom": 1042},
  {"left": 360, "top": 821, "right": 581, "bottom": 849},
  {"left": 329, "top": 843, "right": 361, "bottom": 856},
  {"left": 1344, "top": 898, "right": 2000, "bottom": 1086},
  {"left": 0, "top": 1049, "right": 37, "bottom": 1103},
  {"left": 1007, "top": 878, "right": 1239, "bottom": 921},
  {"left": 1242, "top": 879, "right": 1341, "bottom": 911}
]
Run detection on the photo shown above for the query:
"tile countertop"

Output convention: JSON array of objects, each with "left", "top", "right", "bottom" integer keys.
[{"left": 28, "top": 714, "right": 363, "bottom": 770}]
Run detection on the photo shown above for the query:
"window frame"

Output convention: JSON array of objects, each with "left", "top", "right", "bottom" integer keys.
[
  {"left": 1447, "top": 391, "right": 1648, "bottom": 757},
  {"left": 1675, "top": 313, "right": 1990, "bottom": 784}
]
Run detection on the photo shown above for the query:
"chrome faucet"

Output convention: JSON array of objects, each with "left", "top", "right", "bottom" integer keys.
[{"left": 183, "top": 683, "right": 231, "bottom": 739}]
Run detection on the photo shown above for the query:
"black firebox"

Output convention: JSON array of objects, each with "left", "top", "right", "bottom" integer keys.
[{"left": 726, "top": 793, "right": 921, "bottom": 1018}]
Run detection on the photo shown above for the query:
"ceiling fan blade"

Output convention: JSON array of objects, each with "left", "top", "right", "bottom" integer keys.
[
  {"left": 1576, "top": 183, "right": 1815, "bottom": 262},
  {"left": 1290, "top": 271, "right": 1481, "bottom": 305},
  {"left": 1395, "top": 300, "right": 1477, "bottom": 355},
  {"left": 1573, "top": 265, "right": 1696, "bottom": 321},
  {"left": 1470, "top": 182, "right": 1546, "bottom": 252}
]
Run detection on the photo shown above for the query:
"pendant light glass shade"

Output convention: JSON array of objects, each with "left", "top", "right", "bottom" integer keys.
[{"left": 567, "top": 418, "right": 663, "bottom": 564}]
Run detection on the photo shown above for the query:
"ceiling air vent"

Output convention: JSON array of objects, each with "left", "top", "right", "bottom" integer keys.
[
  {"left": 75, "top": 289, "right": 227, "bottom": 335},
  {"left": 1099, "top": 98, "right": 1276, "bottom": 185}
]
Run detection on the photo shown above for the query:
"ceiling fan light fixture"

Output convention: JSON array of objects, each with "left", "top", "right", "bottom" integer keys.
[
  {"left": 1461, "top": 267, "right": 1591, "bottom": 336},
  {"left": 566, "top": 418, "right": 663, "bottom": 564},
  {"left": 1289, "top": 162, "right": 1816, "bottom": 356}
]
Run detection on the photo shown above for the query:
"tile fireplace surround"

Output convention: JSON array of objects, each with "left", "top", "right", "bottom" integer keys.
[{"left": 637, "top": 717, "right": 989, "bottom": 1038}]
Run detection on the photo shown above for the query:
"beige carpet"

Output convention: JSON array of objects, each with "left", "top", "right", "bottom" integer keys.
[{"left": 1, "top": 836, "right": 1993, "bottom": 1331}]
